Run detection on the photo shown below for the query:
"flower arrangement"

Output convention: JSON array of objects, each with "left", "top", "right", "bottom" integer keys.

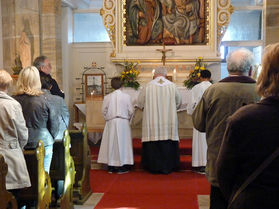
[
  {"left": 120, "top": 60, "right": 140, "bottom": 90},
  {"left": 184, "top": 57, "right": 207, "bottom": 89}
]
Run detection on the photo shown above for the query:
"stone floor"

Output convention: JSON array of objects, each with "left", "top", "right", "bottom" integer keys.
[{"left": 74, "top": 193, "right": 209, "bottom": 209}]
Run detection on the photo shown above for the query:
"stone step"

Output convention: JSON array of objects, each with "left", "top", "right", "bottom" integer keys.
[{"left": 90, "top": 138, "right": 193, "bottom": 171}]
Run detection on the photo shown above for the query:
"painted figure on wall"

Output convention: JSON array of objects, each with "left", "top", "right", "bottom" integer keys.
[
  {"left": 128, "top": 0, "right": 163, "bottom": 44},
  {"left": 18, "top": 31, "right": 31, "bottom": 68},
  {"left": 126, "top": 0, "right": 205, "bottom": 45}
]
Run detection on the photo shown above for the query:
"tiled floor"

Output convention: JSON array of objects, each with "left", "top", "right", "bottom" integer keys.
[
  {"left": 74, "top": 193, "right": 103, "bottom": 209},
  {"left": 198, "top": 195, "right": 210, "bottom": 209},
  {"left": 75, "top": 194, "right": 209, "bottom": 209}
]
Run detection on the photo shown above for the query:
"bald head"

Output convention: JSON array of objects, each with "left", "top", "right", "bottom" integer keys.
[
  {"left": 226, "top": 48, "right": 254, "bottom": 75},
  {"left": 154, "top": 66, "right": 167, "bottom": 78}
]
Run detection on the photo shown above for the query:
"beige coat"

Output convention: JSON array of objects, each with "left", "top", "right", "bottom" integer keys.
[
  {"left": 192, "top": 76, "right": 260, "bottom": 187},
  {"left": 0, "top": 91, "right": 31, "bottom": 190}
]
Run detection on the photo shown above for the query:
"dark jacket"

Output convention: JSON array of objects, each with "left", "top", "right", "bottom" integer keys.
[
  {"left": 39, "top": 71, "right": 65, "bottom": 98},
  {"left": 192, "top": 76, "right": 260, "bottom": 186},
  {"left": 42, "top": 89, "right": 69, "bottom": 140},
  {"left": 217, "top": 96, "right": 279, "bottom": 209},
  {"left": 14, "top": 94, "right": 59, "bottom": 148}
]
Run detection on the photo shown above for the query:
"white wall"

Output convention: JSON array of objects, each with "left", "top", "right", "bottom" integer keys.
[
  {"left": 71, "top": 42, "right": 116, "bottom": 102},
  {"left": 62, "top": 6, "right": 74, "bottom": 106}
]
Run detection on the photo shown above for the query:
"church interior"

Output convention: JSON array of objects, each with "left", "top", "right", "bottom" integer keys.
[{"left": 0, "top": 0, "right": 278, "bottom": 208}]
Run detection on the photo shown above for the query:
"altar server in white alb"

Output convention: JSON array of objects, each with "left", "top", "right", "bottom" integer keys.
[
  {"left": 97, "top": 77, "right": 134, "bottom": 174},
  {"left": 137, "top": 66, "right": 182, "bottom": 174},
  {"left": 187, "top": 70, "right": 212, "bottom": 173}
]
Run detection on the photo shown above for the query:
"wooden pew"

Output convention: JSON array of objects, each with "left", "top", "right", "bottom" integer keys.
[
  {"left": 69, "top": 124, "right": 92, "bottom": 204},
  {"left": 0, "top": 154, "right": 17, "bottom": 209},
  {"left": 19, "top": 141, "right": 52, "bottom": 209},
  {"left": 50, "top": 130, "right": 75, "bottom": 209}
]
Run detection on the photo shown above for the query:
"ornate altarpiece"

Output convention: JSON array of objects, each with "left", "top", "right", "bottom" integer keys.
[{"left": 101, "top": 0, "right": 233, "bottom": 64}]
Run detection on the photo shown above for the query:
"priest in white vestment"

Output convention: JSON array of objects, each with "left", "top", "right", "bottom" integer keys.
[
  {"left": 187, "top": 70, "right": 212, "bottom": 173},
  {"left": 97, "top": 77, "right": 134, "bottom": 174},
  {"left": 137, "top": 66, "right": 182, "bottom": 174}
]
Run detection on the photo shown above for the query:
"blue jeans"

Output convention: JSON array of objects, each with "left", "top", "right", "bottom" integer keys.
[{"left": 44, "top": 145, "right": 53, "bottom": 173}]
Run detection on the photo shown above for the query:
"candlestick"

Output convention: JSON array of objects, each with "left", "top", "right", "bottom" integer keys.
[
  {"left": 152, "top": 69, "right": 155, "bottom": 79},
  {"left": 173, "top": 68, "right": 177, "bottom": 81}
]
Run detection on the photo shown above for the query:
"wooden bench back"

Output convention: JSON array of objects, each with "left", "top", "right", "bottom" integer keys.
[
  {"left": 69, "top": 124, "right": 92, "bottom": 203},
  {"left": 59, "top": 130, "right": 75, "bottom": 209},
  {"left": 0, "top": 154, "right": 17, "bottom": 209},
  {"left": 19, "top": 141, "right": 52, "bottom": 209}
]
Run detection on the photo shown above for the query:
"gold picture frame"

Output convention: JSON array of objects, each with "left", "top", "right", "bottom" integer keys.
[{"left": 85, "top": 74, "right": 104, "bottom": 98}]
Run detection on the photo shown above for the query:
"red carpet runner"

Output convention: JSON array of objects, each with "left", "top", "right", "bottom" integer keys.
[
  {"left": 90, "top": 138, "right": 210, "bottom": 209},
  {"left": 90, "top": 170, "right": 210, "bottom": 209}
]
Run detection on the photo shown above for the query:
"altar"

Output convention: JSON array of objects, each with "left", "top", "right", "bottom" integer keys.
[{"left": 75, "top": 86, "right": 193, "bottom": 143}]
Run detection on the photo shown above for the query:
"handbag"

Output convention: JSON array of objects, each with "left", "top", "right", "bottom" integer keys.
[{"left": 228, "top": 146, "right": 279, "bottom": 209}]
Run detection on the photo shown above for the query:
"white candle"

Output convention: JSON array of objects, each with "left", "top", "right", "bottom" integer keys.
[
  {"left": 152, "top": 69, "right": 155, "bottom": 78},
  {"left": 173, "top": 68, "right": 177, "bottom": 81}
]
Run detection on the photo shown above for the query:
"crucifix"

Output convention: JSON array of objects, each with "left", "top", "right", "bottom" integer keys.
[{"left": 156, "top": 43, "right": 172, "bottom": 66}]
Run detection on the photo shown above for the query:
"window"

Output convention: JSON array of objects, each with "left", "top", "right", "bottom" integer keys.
[
  {"left": 74, "top": 12, "right": 110, "bottom": 43},
  {"left": 220, "top": 0, "right": 264, "bottom": 79}
]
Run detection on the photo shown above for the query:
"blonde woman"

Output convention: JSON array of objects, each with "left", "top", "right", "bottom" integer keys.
[
  {"left": 0, "top": 69, "right": 30, "bottom": 207},
  {"left": 14, "top": 66, "right": 59, "bottom": 173}
]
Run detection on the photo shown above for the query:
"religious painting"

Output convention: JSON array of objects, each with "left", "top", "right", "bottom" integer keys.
[
  {"left": 125, "top": 0, "right": 207, "bottom": 46},
  {"left": 85, "top": 74, "right": 104, "bottom": 98}
]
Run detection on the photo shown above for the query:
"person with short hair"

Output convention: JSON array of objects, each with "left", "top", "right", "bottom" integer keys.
[
  {"left": 217, "top": 43, "right": 279, "bottom": 209},
  {"left": 14, "top": 66, "right": 59, "bottom": 173},
  {"left": 40, "top": 75, "right": 69, "bottom": 140},
  {"left": 192, "top": 48, "right": 260, "bottom": 209},
  {"left": 137, "top": 66, "right": 182, "bottom": 174},
  {"left": 97, "top": 77, "right": 134, "bottom": 174},
  {"left": 0, "top": 69, "right": 31, "bottom": 208},
  {"left": 33, "top": 55, "right": 64, "bottom": 98},
  {"left": 187, "top": 69, "right": 212, "bottom": 174}
]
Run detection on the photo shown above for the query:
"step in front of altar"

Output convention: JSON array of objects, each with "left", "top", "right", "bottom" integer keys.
[{"left": 90, "top": 138, "right": 192, "bottom": 171}]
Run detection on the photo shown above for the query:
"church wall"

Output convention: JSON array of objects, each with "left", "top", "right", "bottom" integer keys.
[
  {"left": 266, "top": 0, "right": 279, "bottom": 45},
  {"left": 1, "top": 0, "right": 40, "bottom": 73},
  {"left": 41, "top": 0, "right": 62, "bottom": 87},
  {"left": 0, "top": 1, "right": 3, "bottom": 69},
  {"left": 62, "top": 6, "right": 73, "bottom": 107}
]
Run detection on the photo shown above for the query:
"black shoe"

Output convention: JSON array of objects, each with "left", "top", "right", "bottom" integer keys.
[
  {"left": 192, "top": 166, "right": 206, "bottom": 174},
  {"left": 108, "top": 166, "right": 116, "bottom": 173},
  {"left": 117, "top": 166, "right": 130, "bottom": 174}
]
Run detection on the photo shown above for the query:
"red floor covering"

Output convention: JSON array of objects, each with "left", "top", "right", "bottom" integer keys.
[{"left": 90, "top": 170, "right": 210, "bottom": 209}]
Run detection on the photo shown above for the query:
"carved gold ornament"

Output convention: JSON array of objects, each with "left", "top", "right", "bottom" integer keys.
[
  {"left": 100, "top": 0, "right": 116, "bottom": 57},
  {"left": 217, "top": 0, "right": 234, "bottom": 47}
]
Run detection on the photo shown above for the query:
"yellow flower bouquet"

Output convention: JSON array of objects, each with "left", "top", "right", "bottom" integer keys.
[
  {"left": 184, "top": 57, "right": 208, "bottom": 89},
  {"left": 120, "top": 60, "right": 140, "bottom": 90}
]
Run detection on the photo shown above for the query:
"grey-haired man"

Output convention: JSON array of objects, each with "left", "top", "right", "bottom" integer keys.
[{"left": 192, "top": 48, "right": 260, "bottom": 209}]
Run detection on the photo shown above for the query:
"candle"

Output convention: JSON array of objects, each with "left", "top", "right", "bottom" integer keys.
[
  {"left": 173, "top": 68, "right": 177, "bottom": 81},
  {"left": 152, "top": 69, "right": 155, "bottom": 79}
]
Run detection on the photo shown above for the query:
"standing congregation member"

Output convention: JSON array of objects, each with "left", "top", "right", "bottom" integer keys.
[
  {"left": 0, "top": 69, "right": 31, "bottom": 208},
  {"left": 217, "top": 43, "right": 279, "bottom": 209},
  {"left": 137, "top": 66, "right": 182, "bottom": 174},
  {"left": 192, "top": 48, "right": 260, "bottom": 209},
  {"left": 40, "top": 75, "right": 69, "bottom": 140},
  {"left": 33, "top": 55, "right": 64, "bottom": 98},
  {"left": 187, "top": 69, "right": 212, "bottom": 174},
  {"left": 97, "top": 77, "right": 134, "bottom": 174},
  {"left": 14, "top": 66, "right": 59, "bottom": 173}
]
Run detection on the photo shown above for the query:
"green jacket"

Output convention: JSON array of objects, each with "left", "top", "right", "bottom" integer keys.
[{"left": 192, "top": 76, "right": 260, "bottom": 186}]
